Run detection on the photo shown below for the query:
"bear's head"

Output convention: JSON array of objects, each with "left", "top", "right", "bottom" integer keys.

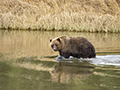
[{"left": 49, "top": 37, "right": 62, "bottom": 51}]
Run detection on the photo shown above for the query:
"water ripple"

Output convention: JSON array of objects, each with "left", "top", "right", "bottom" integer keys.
[
  {"left": 89, "top": 55, "right": 120, "bottom": 67},
  {"left": 55, "top": 55, "right": 120, "bottom": 67}
]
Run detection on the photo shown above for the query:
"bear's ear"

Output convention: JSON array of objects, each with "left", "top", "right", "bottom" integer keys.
[
  {"left": 57, "top": 38, "right": 61, "bottom": 43},
  {"left": 50, "top": 39, "right": 52, "bottom": 42}
]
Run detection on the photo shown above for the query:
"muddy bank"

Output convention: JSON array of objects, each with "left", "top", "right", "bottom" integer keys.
[{"left": 0, "top": 0, "right": 120, "bottom": 32}]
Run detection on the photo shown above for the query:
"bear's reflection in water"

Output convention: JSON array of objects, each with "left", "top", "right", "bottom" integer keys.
[{"left": 50, "top": 59, "right": 94, "bottom": 83}]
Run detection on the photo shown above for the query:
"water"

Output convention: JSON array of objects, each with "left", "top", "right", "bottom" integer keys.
[
  {"left": 0, "top": 30, "right": 120, "bottom": 90},
  {"left": 55, "top": 55, "right": 120, "bottom": 67}
]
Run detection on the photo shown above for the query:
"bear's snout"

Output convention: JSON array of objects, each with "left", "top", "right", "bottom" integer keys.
[{"left": 51, "top": 44, "right": 58, "bottom": 51}]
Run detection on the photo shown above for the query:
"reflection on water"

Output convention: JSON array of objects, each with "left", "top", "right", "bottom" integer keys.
[
  {"left": 0, "top": 30, "right": 120, "bottom": 90},
  {"left": 50, "top": 60, "right": 94, "bottom": 83},
  {"left": 0, "top": 56, "right": 120, "bottom": 90}
]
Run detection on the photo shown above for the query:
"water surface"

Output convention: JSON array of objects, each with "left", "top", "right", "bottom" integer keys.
[{"left": 0, "top": 30, "right": 120, "bottom": 90}]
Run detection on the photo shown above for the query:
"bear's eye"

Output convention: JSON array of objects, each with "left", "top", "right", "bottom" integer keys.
[
  {"left": 55, "top": 44, "right": 58, "bottom": 47},
  {"left": 51, "top": 44, "right": 58, "bottom": 48}
]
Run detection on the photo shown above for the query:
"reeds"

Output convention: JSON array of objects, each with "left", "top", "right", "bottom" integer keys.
[{"left": 0, "top": 0, "right": 120, "bottom": 33}]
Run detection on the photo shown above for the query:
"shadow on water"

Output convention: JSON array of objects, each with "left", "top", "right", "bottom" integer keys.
[{"left": 0, "top": 30, "right": 120, "bottom": 90}]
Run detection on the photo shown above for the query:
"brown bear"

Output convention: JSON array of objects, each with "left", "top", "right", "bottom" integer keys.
[{"left": 49, "top": 35, "right": 96, "bottom": 58}]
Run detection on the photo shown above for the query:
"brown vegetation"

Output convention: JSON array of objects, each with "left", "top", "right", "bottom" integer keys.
[{"left": 0, "top": 0, "right": 120, "bottom": 32}]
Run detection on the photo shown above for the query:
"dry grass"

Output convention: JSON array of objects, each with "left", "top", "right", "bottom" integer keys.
[{"left": 0, "top": 0, "right": 120, "bottom": 33}]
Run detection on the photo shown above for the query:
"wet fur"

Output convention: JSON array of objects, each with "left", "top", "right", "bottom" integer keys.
[{"left": 50, "top": 36, "right": 96, "bottom": 58}]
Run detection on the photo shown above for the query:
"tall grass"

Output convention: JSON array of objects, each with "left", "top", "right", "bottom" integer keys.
[{"left": 0, "top": 0, "right": 120, "bottom": 33}]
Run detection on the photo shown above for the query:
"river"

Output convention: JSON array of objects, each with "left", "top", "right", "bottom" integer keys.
[{"left": 0, "top": 30, "right": 120, "bottom": 90}]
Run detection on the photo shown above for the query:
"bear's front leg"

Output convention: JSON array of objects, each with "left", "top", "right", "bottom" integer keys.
[
  {"left": 59, "top": 51, "right": 70, "bottom": 58},
  {"left": 63, "top": 52, "right": 70, "bottom": 58}
]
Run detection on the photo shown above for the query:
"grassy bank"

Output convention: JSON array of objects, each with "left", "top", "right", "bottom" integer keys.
[{"left": 0, "top": 0, "right": 120, "bottom": 33}]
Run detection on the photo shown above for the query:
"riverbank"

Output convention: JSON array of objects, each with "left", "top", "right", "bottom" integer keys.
[{"left": 0, "top": 0, "right": 120, "bottom": 33}]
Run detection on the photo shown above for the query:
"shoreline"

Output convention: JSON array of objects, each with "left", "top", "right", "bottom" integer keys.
[{"left": 0, "top": 28, "right": 119, "bottom": 34}]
